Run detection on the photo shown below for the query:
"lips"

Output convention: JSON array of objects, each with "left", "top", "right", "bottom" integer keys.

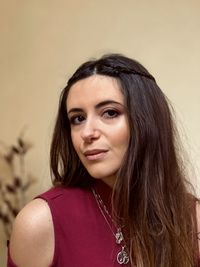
[{"left": 83, "top": 149, "right": 108, "bottom": 161}]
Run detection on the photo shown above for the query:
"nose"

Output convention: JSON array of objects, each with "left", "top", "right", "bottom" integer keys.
[{"left": 80, "top": 118, "right": 100, "bottom": 143}]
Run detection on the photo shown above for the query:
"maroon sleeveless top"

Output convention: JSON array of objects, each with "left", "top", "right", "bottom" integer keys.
[
  {"left": 7, "top": 181, "right": 129, "bottom": 267},
  {"left": 7, "top": 181, "right": 200, "bottom": 266}
]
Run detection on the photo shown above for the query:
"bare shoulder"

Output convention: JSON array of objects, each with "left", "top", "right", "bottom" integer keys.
[{"left": 9, "top": 198, "right": 54, "bottom": 267}]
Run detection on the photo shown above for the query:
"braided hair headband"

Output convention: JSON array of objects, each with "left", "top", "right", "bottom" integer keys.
[{"left": 93, "top": 63, "right": 156, "bottom": 82}]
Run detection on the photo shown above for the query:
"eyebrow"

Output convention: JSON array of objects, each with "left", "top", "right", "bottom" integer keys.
[{"left": 67, "top": 100, "right": 124, "bottom": 115}]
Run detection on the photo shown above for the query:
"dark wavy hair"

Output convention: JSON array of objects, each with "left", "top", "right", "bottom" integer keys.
[{"left": 50, "top": 54, "right": 198, "bottom": 266}]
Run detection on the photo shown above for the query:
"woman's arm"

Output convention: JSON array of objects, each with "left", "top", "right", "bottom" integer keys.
[{"left": 9, "top": 198, "right": 54, "bottom": 267}]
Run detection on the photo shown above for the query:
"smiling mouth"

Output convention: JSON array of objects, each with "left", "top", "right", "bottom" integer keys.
[{"left": 84, "top": 149, "right": 108, "bottom": 161}]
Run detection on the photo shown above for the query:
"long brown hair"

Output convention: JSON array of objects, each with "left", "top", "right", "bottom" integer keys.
[{"left": 50, "top": 54, "right": 198, "bottom": 266}]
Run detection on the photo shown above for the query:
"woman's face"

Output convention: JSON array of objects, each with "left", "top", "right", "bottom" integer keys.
[{"left": 66, "top": 75, "right": 130, "bottom": 187}]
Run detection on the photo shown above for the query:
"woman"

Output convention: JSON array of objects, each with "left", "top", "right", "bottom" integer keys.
[{"left": 8, "top": 54, "right": 200, "bottom": 266}]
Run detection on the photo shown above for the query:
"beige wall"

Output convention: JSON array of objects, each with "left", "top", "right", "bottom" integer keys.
[{"left": 0, "top": 0, "right": 200, "bottom": 265}]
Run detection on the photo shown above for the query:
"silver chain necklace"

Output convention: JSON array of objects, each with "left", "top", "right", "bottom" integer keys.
[{"left": 92, "top": 187, "right": 130, "bottom": 265}]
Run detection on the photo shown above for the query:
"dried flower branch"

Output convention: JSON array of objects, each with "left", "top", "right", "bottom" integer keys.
[{"left": 0, "top": 132, "right": 37, "bottom": 239}]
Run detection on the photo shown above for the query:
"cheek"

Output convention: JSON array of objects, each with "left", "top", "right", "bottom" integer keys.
[
  {"left": 117, "top": 133, "right": 129, "bottom": 151},
  {"left": 108, "top": 136, "right": 129, "bottom": 160},
  {"left": 71, "top": 132, "right": 80, "bottom": 154},
  {"left": 111, "top": 124, "right": 130, "bottom": 150}
]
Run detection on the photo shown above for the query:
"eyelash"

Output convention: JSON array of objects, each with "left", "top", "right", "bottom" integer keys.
[
  {"left": 69, "top": 109, "right": 120, "bottom": 125},
  {"left": 102, "top": 109, "right": 120, "bottom": 119},
  {"left": 69, "top": 115, "right": 85, "bottom": 125}
]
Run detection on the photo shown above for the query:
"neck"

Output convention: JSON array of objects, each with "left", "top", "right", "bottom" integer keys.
[{"left": 101, "top": 176, "right": 116, "bottom": 188}]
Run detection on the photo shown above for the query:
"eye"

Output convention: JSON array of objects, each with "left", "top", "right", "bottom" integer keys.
[
  {"left": 102, "top": 109, "right": 120, "bottom": 119},
  {"left": 69, "top": 115, "right": 85, "bottom": 125}
]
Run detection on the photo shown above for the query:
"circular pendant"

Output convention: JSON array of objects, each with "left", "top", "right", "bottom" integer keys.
[{"left": 117, "top": 248, "right": 130, "bottom": 265}]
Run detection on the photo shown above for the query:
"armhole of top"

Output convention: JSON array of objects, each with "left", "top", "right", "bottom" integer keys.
[
  {"left": 7, "top": 196, "right": 58, "bottom": 267},
  {"left": 7, "top": 242, "right": 18, "bottom": 267},
  {"left": 36, "top": 196, "right": 58, "bottom": 267}
]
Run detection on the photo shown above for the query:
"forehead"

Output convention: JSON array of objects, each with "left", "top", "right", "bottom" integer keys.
[{"left": 66, "top": 75, "right": 124, "bottom": 110}]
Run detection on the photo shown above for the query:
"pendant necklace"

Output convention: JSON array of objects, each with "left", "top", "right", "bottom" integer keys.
[{"left": 92, "top": 187, "right": 130, "bottom": 265}]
